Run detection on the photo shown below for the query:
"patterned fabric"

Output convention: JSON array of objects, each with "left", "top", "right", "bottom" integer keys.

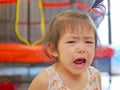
[{"left": 45, "top": 66, "right": 100, "bottom": 90}]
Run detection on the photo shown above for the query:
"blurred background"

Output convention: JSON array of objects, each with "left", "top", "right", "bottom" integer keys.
[{"left": 0, "top": 0, "right": 120, "bottom": 90}]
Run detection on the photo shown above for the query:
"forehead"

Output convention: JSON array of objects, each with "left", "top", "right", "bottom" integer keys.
[{"left": 60, "top": 20, "right": 95, "bottom": 37}]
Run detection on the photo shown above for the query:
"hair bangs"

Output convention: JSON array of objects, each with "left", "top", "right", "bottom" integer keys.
[{"left": 60, "top": 18, "right": 95, "bottom": 36}]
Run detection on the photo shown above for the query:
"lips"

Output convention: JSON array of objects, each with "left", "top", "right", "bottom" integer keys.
[
  {"left": 73, "top": 59, "right": 86, "bottom": 64},
  {"left": 72, "top": 58, "right": 87, "bottom": 68}
]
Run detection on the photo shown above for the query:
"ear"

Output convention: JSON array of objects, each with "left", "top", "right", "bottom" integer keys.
[{"left": 46, "top": 42, "right": 58, "bottom": 57}]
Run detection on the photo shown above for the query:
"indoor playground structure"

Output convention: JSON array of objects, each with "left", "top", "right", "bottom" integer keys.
[{"left": 0, "top": 0, "right": 115, "bottom": 89}]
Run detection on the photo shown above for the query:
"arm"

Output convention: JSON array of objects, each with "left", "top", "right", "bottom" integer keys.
[{"left": 28, "top": 71, "right": 48, "bottom": 90}]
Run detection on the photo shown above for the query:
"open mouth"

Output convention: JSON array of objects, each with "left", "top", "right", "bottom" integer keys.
[
  {"left": 73, "top": 59, "right": 86, "bottom": 64},
  {"left": 73, "top": 58, "right": 86, "bottom": 68}
]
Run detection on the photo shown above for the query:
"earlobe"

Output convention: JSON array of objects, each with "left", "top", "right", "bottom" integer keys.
[{"left": 46, "top": 42, "right": 58, "bottom": 57}]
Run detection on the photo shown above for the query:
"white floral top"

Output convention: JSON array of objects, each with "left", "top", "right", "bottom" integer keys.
[{"left": 45, "top": 66, "right": 100, "bottom": 90}]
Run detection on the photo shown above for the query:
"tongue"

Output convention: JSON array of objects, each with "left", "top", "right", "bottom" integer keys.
[{"left": 74, "top": 59, "right": 85, "bottom": 64}]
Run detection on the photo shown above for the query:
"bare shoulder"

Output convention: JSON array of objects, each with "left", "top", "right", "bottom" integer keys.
[{"left": 28, "top": 70, "right": 48, "bottom": 90}]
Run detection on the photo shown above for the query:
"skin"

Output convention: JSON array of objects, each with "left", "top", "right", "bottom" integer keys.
[
  {"left": 56, "top": 29, "right": 95, "bottom": 74},
  {"left": 28, "top": 27, "right": 101, "bottom": 90}
]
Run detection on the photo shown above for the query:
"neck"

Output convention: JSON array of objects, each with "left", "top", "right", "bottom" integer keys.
[{"left": 53, "top": 62, "right": 88, "bottom": 80}]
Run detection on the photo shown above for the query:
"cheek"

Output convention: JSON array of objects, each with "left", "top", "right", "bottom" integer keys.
[
  {"left": 59, "top": 47, "right": 71, "bottom": 56},
  {"left": 58, "top": 46, "right": 73, "bottom": 59},
  {"left": 89, "top": 47, "right": 95, "bottom": 59}
]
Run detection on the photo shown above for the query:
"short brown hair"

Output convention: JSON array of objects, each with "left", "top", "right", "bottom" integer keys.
[{"left": 46, "top": 10, "right": 98, "bottom": 48}]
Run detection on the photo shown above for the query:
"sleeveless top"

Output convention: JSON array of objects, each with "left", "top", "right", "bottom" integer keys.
[{"left": 45, "top": 66, "right": 100, "bottom": 90}]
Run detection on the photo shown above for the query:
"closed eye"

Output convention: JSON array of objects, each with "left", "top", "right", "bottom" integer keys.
[
  {"left": 85, "top": 41, "right": 94, "bottom": 44},
  {"left": 67, "top": 41, "right": 76, "bottom": 43}
]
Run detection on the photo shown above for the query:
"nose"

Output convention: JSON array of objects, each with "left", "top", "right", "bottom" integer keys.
[{"left": 76, "top": 48, "right": 85, "bottom": 53}]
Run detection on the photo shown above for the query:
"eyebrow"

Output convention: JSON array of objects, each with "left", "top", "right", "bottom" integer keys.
[
  {"left": 84, "top": 36, "right": 95, "bottom": 39},
  {"left": 65, "top": 35, "right": 94, "bottom": 40}
]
